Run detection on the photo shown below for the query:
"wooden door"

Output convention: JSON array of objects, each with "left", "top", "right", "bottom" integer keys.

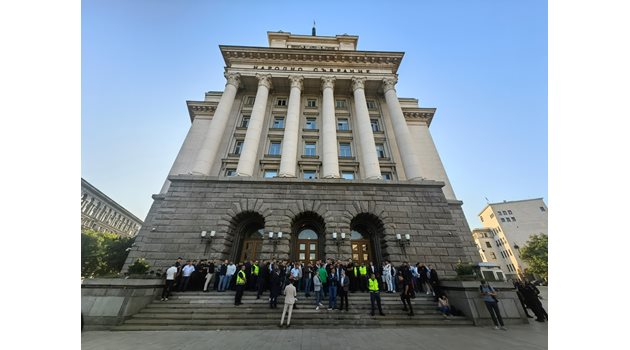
[
  {"left": 240, "top": 239, "right": 262, "bottom": 263},
  {"left": 297, "top": 240, "right": 317, "bottom": 264},
  {"left": 351, "top": 239, "right": 371, "bottom": 264}
]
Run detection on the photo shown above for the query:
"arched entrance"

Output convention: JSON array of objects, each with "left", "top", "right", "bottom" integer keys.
[
  {"left": 350, "top": 213, "right": 386, "bottom": 266},
  {"left": 228, "top": 211, "right": 265, "bottom": 263},
  {"left": 291, "top": 211, "right": 326, "bottom": 263}
]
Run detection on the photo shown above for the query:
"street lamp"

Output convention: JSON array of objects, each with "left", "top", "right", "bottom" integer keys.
[{"left": 269, "top": 231, "right": 283, "bottom": 253}]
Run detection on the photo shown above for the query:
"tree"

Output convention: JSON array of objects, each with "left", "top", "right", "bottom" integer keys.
[
  {"left": 81, "top": 229, "right": 135, "bottom": 277},
  {"left": 519, "top": 233, "right": 548, "bottom": 281}
]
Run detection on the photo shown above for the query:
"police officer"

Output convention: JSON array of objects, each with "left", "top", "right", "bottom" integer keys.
[
  {"left": 368, "top": 273, "right": 385, "bottom": 316},
  {"left": 234, "top": 265, "right": 247, "bottom": 306}
]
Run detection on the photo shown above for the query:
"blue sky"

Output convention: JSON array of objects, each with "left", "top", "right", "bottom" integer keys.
[{"left": 82, "top": 0, "right": 547, "bottom": 229}]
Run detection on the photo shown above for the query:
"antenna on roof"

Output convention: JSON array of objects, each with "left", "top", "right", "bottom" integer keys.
[{"left": 312, "top": 20, "right": 316, "bottom": 36}]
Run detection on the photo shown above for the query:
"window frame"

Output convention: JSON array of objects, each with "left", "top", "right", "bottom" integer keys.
[
  {"left": 304, "top": 142, "right": 317, "bottom": 156},
  {"left": 337, "top": 118, "right": 350, "bottom": 131},
  {"left": 339, "top": 142, "right": 352, "bottom": 158},
  {"left": 268, "top": 141, "right": 282, "bottom": 156}
]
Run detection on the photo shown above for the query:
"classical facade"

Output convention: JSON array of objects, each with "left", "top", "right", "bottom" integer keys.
[
  {"left": 81, "top": 178, "right": 143, "bottom": 237},
  {"left": 124, "top": 31, "right": 479, "bottom": 277},
  {"left": 473, "top": 198, "right": 548, "bottom": 279}
]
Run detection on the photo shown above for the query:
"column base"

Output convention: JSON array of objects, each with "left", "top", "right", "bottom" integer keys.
[
  {"left": 236, "top": 172, "right": 253, "bottom": 177},
  {"left": 278, "top": 173, "right": 296, "bottom": 178},
  {"left": 406, "top": 176, "right": 426, "bottom": 181},
  {"left": 189, "top": 171, "right": 207, "bottom": 176},
  {"left": 322, "top": 174, "right": 340, "bottom": 179},
  {"left": 365, "top": 175, "right": 383, "bottom": 180}
]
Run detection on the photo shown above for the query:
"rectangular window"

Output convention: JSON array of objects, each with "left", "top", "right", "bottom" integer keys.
[
  {"left": 485, "top": 242, "right": 492, "bottom": 248},
  {"left": 480, "top": 216, "right": 484, "bottom": 222},
  {"left": 225, "top": 169, "right": 236, "bottom": 177},
  {"left": 540, "top": 206, "right": 546, "bottom": 212},
  {"left": 337, "top": 118, "right": 349, "bottom": 131},
  {"left": 511, "top": 217, "right": 516, "bottom": 221},
  {"left": 502, "top": 211, "right": 508, "bottom": 215},
  {"left": 303, "top": 170, "right": 316, "bottom": 179},
  {"left": 500, "top": 217, "right": 505, "bottom": 222},
  {"left": 506, "top": 217, "right": 511, "bottom": 222},
  {"left": 264, "top": 170, "right": 278, "bottom": 178},
  {"left": 234, "top": 141, "right": 244, "bottom": 155},
  {"left": 366, "top": 100, "right": 377, "bottom": 109},
  {"left": 245, "top": 96, "right": 255, "bottom": 105},
  {"left": 276, "top": 98, "right": 287, "bottom": 106},
  {"left": 339, "top": 143, "right": 352, "bottom": 157},
  {"left": 490, "top": 252, "right": 496, "bottom": 259},
  {"left": 381, "top": 172, "right": 393, "bottom": 180},
  {"left": 335, "top": 99, "right": 347, "bottom": 108},
  {"left": 341, "top": 171, "right": 355, "bottom": 180},
  {"left": 305, "top": 118, "right": 317, "bottom": 129},
  {"left": 508, "top": 210, "right": 513, "bottom": 214},
  {"left": 268, "top": 142, "right": 281, "bottom": 155},
  {"left": 273, "top": 117, "right": 285, "bottom": 128},
  {"left": 370, "top": 119, "right": 380, "bottom": 132},
  {"left": 304, "top": 142, "right": 316, "bottom": 156},
  {"left": 307, "top": 99, "right": 317, "bottom": 107},
  {"left": 240, "top": 116, "right": 250, "bottom": 128},
  {"left": 375, "top": 143, "right": 386, "bottom": 158},
  {"left": 490, "top": 213, "right": 494, "bottom": 219}
]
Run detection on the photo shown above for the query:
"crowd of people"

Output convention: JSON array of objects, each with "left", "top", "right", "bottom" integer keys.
[{"left": 158, "top": 256, "right": 546, "bottom": 329}]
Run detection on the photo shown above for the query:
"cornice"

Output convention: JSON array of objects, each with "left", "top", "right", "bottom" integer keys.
[
  {"left": 402, "top": 107, "right": 436, "bottom": 126},
  {"left": 220, "top": 45, "right": 404, "bottom": 73},
  {"left": 187, "top": 101, "right": 218, "bottom": 122}
]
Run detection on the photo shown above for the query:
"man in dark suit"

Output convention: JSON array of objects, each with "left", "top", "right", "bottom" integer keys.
[
  {"left": 339, "top": 270, "right": 350, "bottom": 311},
  {"left": 269, "top": 268, "right": 281, "bottom": 309},
  {"left": 257, "top": 261, "right": 269, "bottom": 299}
]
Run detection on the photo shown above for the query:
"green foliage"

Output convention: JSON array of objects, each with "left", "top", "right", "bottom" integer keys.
[
  {"left": 127, "top": 258, "right": 150, "bottom": 275},
  {"left": 81, "top": 229, "right": 135, "bottom": 278},
  {"left": 520, "top": 233, "right": 548, "bottom": 281},
  {"left": 455, "top": 261, "right": 475, "bottom": 276}
]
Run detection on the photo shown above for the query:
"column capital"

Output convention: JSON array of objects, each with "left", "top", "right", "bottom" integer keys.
[
  {"left": 351, "top": 76, "right": 367, "bottom": 91},
  {"left": 321, "top": 76, "right": 336, "bottom": 90},
  {"left": 256, "top": 73, "right": 273, "bottom": 89},
  {"left": 382, "top": 77, "right": 398, "bottom": 93},
  {"left": 288, "top": 75, "right": 304, "bottom": 90},
  {"left": 224, "top": 72, "right": 241, "bottom": 88}
]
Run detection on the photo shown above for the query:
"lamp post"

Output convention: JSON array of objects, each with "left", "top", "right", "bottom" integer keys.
[
  {"left": 201, "top": 230, "right": 216, "bottom": 255},
  {"left": 269, "top": 231, "right": 283, "bottom": 254},
  {"left": 396, "top": 233, "right": 411, "bottom": 255},
  {"left": 332, "top": 232, "right": 348, "bottom": 255}
]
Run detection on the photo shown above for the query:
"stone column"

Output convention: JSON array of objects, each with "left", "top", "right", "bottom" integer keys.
[
  {"left": 382, "top": 77, "right": 425, "bottom": 180},
  {"left": 279, "top": 75, "right": 303, "bottom": 177},
  {"left": 236, "top": 74, "right": 273, "bottom": 177},
  {"left": 191, "top": 72, "right": 241, "bottom": 175},
  {"left": 352, "top": 77, "right": 382, "bottom": 179},
  {"left": 321, "top": 76, "right": 340, "bottom": 178}
]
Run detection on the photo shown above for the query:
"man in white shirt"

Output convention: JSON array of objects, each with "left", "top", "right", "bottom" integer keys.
[
  {"left": 161, "top": 264, "right": 178, "bottom": 301},
  {"left": 222, "top": 261, "right": 236, "bottom": 291},
  {"left": 279, "top": 280, "right": 297, "bottom": 328},
  {"left": 178, "top": 260, "right": 195, "bottom": 292}
]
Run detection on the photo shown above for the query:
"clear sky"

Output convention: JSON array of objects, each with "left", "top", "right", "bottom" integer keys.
[{"left": 82, "top": 0, "right": 547, "bottom": 229}]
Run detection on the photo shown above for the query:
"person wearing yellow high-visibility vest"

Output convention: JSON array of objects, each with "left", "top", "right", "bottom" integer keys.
[
  {"left": 368, "top": 273, "right": 385, "bottom": 316},
  {"left": 251, "top": 261, "right": 260, "bottom": 292},
  {"left": 234, "top": 265, "right": 247, "bottom": 306},
  {"left": 359, "top": 263, "right": 368, "bottom": 292}
]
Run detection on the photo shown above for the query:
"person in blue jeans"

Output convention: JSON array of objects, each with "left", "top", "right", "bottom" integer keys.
[
  {"left": 327, "top": 269, "right": 338, "bottom": 310},
  {"left": 480, "top": 280, "right": 507, "bottom": 330}
]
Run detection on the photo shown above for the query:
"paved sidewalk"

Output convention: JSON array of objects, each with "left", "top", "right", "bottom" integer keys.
[{"left": 82, "top": 321, "right": 547, "bottom": 350}]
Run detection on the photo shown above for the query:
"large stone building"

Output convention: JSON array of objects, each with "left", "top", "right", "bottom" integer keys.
[
  {"left": 81, "top": 178, "right": 143, "bottom": 237},
  {"left": 124, "top": 30, "right": 479, "bottom": 277},
  {"left": 473, "top": 198, "right": 548, "bottom": 279}
]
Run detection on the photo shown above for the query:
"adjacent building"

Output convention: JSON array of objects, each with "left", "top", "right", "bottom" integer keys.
[
  {"left": 472, "top": 198, "right": 548, "bottom": 279},
  {"left": 124, "top": 30, "right": 479, "bottom": 277},
  {"left": 81, "top": 178, "right": 143, "bottom": 237}
]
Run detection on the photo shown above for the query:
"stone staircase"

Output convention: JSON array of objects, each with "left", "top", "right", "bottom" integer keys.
[{"left": 114, "top": 290, "right": 473, "bottom": 330}]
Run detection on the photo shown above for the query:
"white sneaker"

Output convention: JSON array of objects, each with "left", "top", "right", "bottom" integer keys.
[
  {"left": 315, "top": 306, "right": 320, "bottom": 310},
  {"left": 165, "top": 298, "right": 168, "bottom": 301},
  {"left": 319, "top": 303, "right": 324, "bottom": 307},
  {"left": 327, "top": 308, "right": 332, "bottom": 311},
  {"left": 493, "top": 326, "right": 500, "bottom": 330},
  {"left": 161, "top": 298, "right": 165, "bottom": 301}
]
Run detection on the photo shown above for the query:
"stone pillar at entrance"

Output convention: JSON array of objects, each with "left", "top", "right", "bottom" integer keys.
[
  {"left": 321, "top": 76, "right": 340, "bottom": 178},
  {"left": 351, "top": 76, "right": 382, "bottom": 180},
  {"left": 191, "top": 72, "right": 240, "bottom": 175},
  {"left": 236, "top": 74, "right": 272, "bottom": 177},
  {"left": 382, "top": 77, "right": 425, "bottom": 180},
  {"left": 279, "top": 75, "right": 303, "bottom": 177}
]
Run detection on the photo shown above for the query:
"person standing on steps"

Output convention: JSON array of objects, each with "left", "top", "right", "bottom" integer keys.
[
  {"left": 234, "top": 265, "right": 247, "bottom": 306},
  {"left": 269, "top": 267, "right": 281, "bottom": 309},
  {"left": 161, "top": 263, "right": 178, "bottom": 301},
  {"left": 480, "top": 280, "right": 507, "bottom": 330},
  {"left": 178, "top": 260, "right": 195, "bottom": 292},
  {"left": 399, "top": 267, "right": 414, "bottom": 316},
  {"left": 327, "top": 267, "right": 338, "bottom": 310},
  {"left": 368, "top": 273, "right": 385, "bottom": 316},
  {"left": 339, "top": 269, "right": 350, "bottom": 312},
  {"left": 203, "top": 259, "right": 216, "bottom": 292},
  {"left": 279, "top": 279, "right": 297, "bottom": 328},
  {"left": 313, "top": 271, "right": 324, "bottom": 310}
]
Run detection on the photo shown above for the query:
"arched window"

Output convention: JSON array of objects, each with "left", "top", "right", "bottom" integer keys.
[
  {"left": 350, "top": 230, "right": 364, "bottom": 240},
  {"left": 298, "top": 229, "right": 318, "bottom": 240}
]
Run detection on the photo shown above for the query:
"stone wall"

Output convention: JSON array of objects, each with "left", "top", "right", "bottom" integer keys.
[
  {"left": 124, "top": 176, "right": 476, "bottom": 278},
  {"left": 440, "top": 280, "right": 529, "bottom": 326},
  {"left": 81, "top": 278, "right": 163, "bottom": 330}
]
